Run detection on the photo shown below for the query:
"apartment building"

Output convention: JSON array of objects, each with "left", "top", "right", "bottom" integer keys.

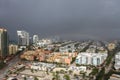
[{"left": 76, "top": 52, "right": 107, "bottom": 66}]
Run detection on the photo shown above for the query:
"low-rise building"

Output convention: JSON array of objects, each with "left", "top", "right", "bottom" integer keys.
[
  {"left": 68, "top": 66, "right": 87, "bottom": 72},
  {"left": 20, "top": 49, "right": 52, "bottom": 61},
  {"left": 76, "top": 52, "right": 107, "bottom": 66},
  {"left": 115, "top": 52, "right": 120, "bottom": 69},
  {"left": 59, "top": 42, "right": 77, "bottom": 53},
  {"left": 46, "top": 52, "right": 77, "bottom": 65},
  {"left": 109, "top": 74, "right": 120, "bottom": 80},
  {"left": 30, "top": 62, "right": 56, "bottom": 71},
  {"left": 37, "top": 39, "right": 52, "bottom": 47}
]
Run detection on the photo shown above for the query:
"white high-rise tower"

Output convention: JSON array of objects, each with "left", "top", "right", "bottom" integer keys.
[
  {"left": 33, "top": 35, "right": 39, "bottom": 44},
  {"left": 17, "top": 30, "right": 29, "bottom": 46}
]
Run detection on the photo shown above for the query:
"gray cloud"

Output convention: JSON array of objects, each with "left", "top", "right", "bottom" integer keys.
[{"left": 0, "top": 0, "right": 120, "bottom": 41}]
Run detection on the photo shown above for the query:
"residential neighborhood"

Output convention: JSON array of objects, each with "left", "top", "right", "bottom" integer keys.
[
  {"left": 1, "top": 0, "right": 120, "bottom": 80},
  {"left": 0, "top": 39, "right": 119, "bottom": 80}
]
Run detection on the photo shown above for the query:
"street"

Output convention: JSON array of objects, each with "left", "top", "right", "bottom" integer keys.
[{"left": 0, "top": 51, "right": 23, "bottom": 79}]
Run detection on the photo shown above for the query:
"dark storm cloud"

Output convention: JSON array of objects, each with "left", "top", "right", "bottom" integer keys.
[{"left": 0, "top": 0, "right": 120, "bottom": 40}]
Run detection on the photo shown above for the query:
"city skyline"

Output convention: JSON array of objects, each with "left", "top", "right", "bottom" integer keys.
[
  {"left": 0, "top": 0, "right": 120, "bottom": 41},
  {"left": 1, "top": 1, "right": 120, "bottom": 80}
]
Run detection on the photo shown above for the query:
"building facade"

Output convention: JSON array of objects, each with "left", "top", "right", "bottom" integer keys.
[
  {"left": 17, "top": 30, "right": 29, "bottom": 46},
  {"left": 75, "top": 52, "right": 107, "bottom": 66},
  {"left": 59, "top": 43, "right": 76, "bottom": 53},
  {"left": 37, "top": 39, "right": 52, "bottom": 47},
  {"left": 9, "top": 44, "right": 18, "bottom": 55},
  {"left": 33, "top": 35, "right": 39, "bottom": 44},
  {"left": 0, "top": 28, "right": 8, "bottom": 59},
  {"left": 115, "top": 52, "right": 120, "bottom": 69}
]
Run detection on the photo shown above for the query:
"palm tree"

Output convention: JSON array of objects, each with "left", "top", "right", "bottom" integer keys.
[
  {"left": 34, "top": 77, "right": 39, "bottom": 80},
  {"left": 74, "top": 74, "right": 77, "bottom": 76},
  {"left": 63, "top": 74, "right": 70, "bottom": 80},
  {"left": 24, "top": 77, "right": 27, "bottom": 80},
  {"left": 52, "top": 77, "right": 55, "bottom": 80},
  {"left": 52, "top": 72, "right": 60, "bottom": 80},
  {"left": 69, "top": 70, "right": 73, "bottom": 75},
  {"left": 60, "top": 69, "right": 65, "bottom": 74},
  {"left": 55, "top": 71, "right": 60, "bottom": 80},
  {"left": 82, "top": 72, "right": 86, "bottom": 79}
]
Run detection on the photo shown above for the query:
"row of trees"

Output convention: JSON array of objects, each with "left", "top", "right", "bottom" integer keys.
[{"left": 52, "top": 69, "right": 88, "bottom": 80}]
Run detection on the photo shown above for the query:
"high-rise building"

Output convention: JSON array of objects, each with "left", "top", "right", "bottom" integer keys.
[
  {"left": 17, "top": 30, "right": 29, "bottom": 46},
  {"left": 0, "top": 28, "right": 8, "bottom": 59},
  {"left": 33, "top": 35, "right": 39, "bottom": 44}
]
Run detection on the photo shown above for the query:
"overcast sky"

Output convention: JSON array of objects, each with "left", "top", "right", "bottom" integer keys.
[{"left": 0, "top": 0, "right": 120, "bottom": 41}]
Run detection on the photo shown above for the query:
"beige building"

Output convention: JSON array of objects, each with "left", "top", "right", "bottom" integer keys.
[
  {"left": 46, "top": 52, "right": 77, "bottom": 65},
  {"left": 108, "top": 43, "right": 116, "bottom": 51},
  {"left": 9, "top": 44, "right": 18, "bottom": 55}
]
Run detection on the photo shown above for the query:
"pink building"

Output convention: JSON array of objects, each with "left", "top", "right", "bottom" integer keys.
[
  {"left": 64, "top": 58, "right": 71, "bottom": 65},
  {"left": 39, "top": 54, "right": 45, "bottom": 61}
]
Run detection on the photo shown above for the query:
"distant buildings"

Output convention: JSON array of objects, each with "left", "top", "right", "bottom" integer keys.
[
  {"left": 9, "top": 44, "right": 18, "bottom": 55},
  {"left": 51, "top": 36, "right": 60, "bottom": 43},
  {"left": 76, "top": 52, "right": 107, "bottom": 66},
  {"left": 17, "top": 30, "right": 29, "bottom": 46},
  {"left": 37, "top": 39, "right": 52, "bottom": 47},
  {"left": 0, "top": 28, "right": 8, "bottom": 59},
  {"left": 33, "top": 35, "right": 39, "bottom": 44},
  {"left": 115, "top": 52, "right": 120, "bottom": 69},
  {"left": 59, "top": 42, "right": 77, "bottom": 53}
]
